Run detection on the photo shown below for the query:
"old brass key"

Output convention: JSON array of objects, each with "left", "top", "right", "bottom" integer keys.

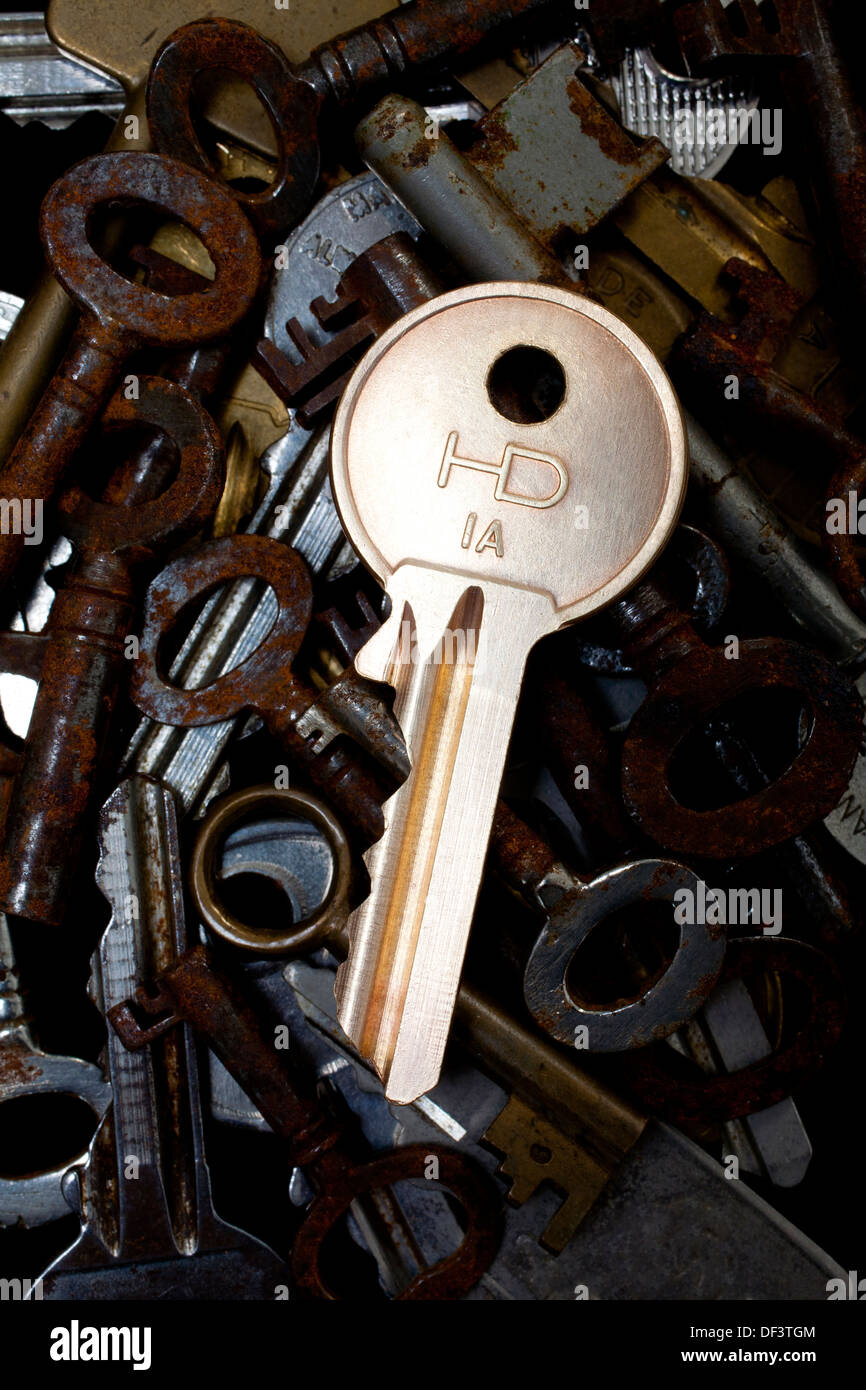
[{"left": 329, "top": 282, "right": 687, "bottom": 1102}]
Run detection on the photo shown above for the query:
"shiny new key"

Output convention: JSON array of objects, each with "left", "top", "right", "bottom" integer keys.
[{"left": 330, "top": 282, "right": 687, "bottom": 1103}]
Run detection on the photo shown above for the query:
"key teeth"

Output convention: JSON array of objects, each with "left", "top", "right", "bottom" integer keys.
[
  {"left": 334, "top": 747, "right": 415, "bottom": 1014},
  {"left": 335, "top": 773, "right": 429, "bottom": 1097}
]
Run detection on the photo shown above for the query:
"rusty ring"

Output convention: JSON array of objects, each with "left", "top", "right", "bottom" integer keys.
[
  {"left": 621, "top": 637, "right": 863, "bottom": 857},
  {"left": 620, "top": 936, "right": 847, "bottom": 1123},
  {"left": 292, "top": 1145, "right": 501, "bottom": 1300},
  {"left": 40, "top": 151, "right": 261, "bottom": 343},
  {"left": 130, "top": 535, "right": 312, "bottom": 726},
  {"left": 523, "top": 859, "right": 726, "bottom": 1051},
  {"left": 190, "top": 785, "right": 351, "bottom": 956},
  {"left": 58, "top": 378, "right": 224, "bottom": 549},
  {"left": 146, "top": 18, "right": 320, "bottom": 240}
]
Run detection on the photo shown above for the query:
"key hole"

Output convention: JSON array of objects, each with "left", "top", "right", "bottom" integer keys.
[
  {"left": 325, "top": 1180, "right": 468, "bottom": 1297},
  {"left": 565, "top": 902, "right": 679, "bottom": 1009},
  {"left": 486, "top": 346, "right": 566, "bottom": 425},
  {"left": 0, "top": 1094, "right": 100, "bottom": 1177},
  {"left": 190, "top": 72, "right": 279, "bottom": 192},
  {"left": 759, "top": 1, "right": 781, "bottom": 35}
]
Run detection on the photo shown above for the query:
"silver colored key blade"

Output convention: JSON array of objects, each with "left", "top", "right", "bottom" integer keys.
[
  {"left": 38, "top": 777, "right": 284, "bottom": 1298},
  {"left": 682, "top": 978, "right": 812, "bottom": 1188},
  {"left": 0, "top": 12, "right": 123, "bottom": 127}
]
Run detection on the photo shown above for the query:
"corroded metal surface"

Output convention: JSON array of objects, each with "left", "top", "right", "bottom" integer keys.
[
  {"left": 622, "top": 937, "right": 847, "bottom": 1123},
  {"left": 676, "top": 0, "right": 866, "bottom": 310},
  {"left": 147, "top": 19, "right": 319, "bottom": 238},
  {"left": 0, "top": 151, "right": 260, "bottom": 595},
  {"left": 0, "top": 378, "right": 224, "bottom": 923},
  {"left": 108, "top": 941, "right": 501, "bottom": 1300},
  {"left": 130, "top": 535, "right": 388, "bottom": 841},
  {"left": 615, "top": 574, "right": 863, "bottom": 856}
]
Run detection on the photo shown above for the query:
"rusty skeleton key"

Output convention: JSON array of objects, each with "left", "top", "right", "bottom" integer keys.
[
  {"left": 144, "top": 3, "right": 568, "bottom": 236},
  {"left": 0, "top": 378, "right": 223, "bottom": 924},
  {"left": 108, "top": 943, "right": 502, "bottom": 1299},
  {"left": 0, "top": 152, "right": 259, "bottom": 596}
]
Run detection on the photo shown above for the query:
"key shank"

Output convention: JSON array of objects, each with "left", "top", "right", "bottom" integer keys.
[{"left": 337, "top": 565, "right": 553, "bottom": 1103}]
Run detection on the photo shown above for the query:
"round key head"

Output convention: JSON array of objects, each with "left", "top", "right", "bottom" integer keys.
[{"left": 331, "top": 282, "right": 687, "bottom": 623}]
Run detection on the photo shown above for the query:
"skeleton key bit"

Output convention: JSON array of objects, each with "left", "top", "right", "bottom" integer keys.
[
  {"left": 37, "top": 777, "right": 286, "bottom": 1298},
  {"left": 0, "top": 378, "right": 223, "bottom": 924},
  {"left": 329, "top": 282, "right": 687, "bottom": 1103},
  {"left": 0, "top": 912, "right": 110, "bottom": 1227},
  {"left": 0, "top": 151, "right": 260, "bottom": 595}
]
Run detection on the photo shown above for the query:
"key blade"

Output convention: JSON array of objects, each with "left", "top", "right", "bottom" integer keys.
[{"left": 338, "top": 569, "right": 553, "bottom": 1103}]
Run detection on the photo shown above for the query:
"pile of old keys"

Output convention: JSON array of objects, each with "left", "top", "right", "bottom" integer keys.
[{"left": 0, "top": 0, "right": 864, "bottom": 1304}]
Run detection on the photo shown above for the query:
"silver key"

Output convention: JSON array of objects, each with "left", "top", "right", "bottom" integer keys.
[{"left": 36, "top": 778, "right": 285, "bottom": 1297}]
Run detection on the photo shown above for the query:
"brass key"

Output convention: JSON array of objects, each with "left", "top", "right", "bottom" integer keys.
[{"left": 329, "top": 282, "right": 687, "bottom": 1103}]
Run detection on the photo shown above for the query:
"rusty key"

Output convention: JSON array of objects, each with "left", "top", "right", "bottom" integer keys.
[
  {"left": 0, "top": 378, "right": 223, "bottom": 924},
  {"left": 622, "top": 935, "right": 847, "bottom": 1128},
  {"left": 108, "top": 942, "right": 501, "bottom": 1300},
  {"left": 145, "top": 3, "right": 565, "bottom": 236},
  {"left": 0, "top": 151, "right": 260, "bottom": 595},
  {"left": 129, "top": 534, "right": 389, "bottom": 841},
  {"left": 609, "top": 566, "right": 863, "bottom": 858},
  {"left": 569, "top": 529, "right": 859, "bottom": 940}
]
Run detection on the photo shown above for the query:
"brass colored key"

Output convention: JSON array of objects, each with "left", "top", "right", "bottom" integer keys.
[{"left": 330, "top": 282, "right": 687, "bottom": 1103}]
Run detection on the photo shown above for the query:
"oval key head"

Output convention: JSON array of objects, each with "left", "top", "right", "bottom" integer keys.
[{"left": 331, "top": 281, "right": 687, "bottom": 622}]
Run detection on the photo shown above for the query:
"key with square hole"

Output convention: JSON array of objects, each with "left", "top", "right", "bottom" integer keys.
[{"left": 329, "top": 281, "right": 687, "bottom": 1103}]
